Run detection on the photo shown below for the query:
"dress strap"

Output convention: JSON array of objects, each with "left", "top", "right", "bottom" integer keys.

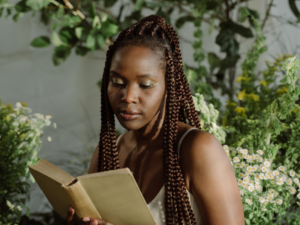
[
  {"left": 116, "top": 133, "right": 124, "bottom": 146},
  {"left": 177, "top": 128, "right": 198, "bottom": 160}
]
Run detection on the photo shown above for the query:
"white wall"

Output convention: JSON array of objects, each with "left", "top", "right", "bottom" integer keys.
[{"left": 1, "top": 0, "right": 299, "bottom": 215}]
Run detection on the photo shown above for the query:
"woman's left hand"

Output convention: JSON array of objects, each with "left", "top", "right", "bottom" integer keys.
[{"left": 82, "top": 217, "right": 114, "bottom": 225}]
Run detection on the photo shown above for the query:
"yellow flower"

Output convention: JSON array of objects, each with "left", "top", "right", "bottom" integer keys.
[
  {"left": 248, "top": 93, "right": 260, "bottom": 101},
  {"left": 238, "top": 90, "right": 246, "bottom": 101},
  {"left": 235, "top": 107, "right": 246, "bottom": 114},
  {"left": 260, "top": 80, "right": 267, "bottom": 87},
  {"left": 276, "top": 86, "right": 288, "bottom": 95}
]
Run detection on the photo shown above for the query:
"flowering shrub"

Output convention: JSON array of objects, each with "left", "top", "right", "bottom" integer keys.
[
  {"left": 0, "top": 101, "right": 53, "bottom": 224},
  {"left": 224, "top": 145, "right": 300, "bottom": 224}
]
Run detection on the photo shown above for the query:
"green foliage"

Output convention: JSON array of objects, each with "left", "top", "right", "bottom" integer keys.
[
  {"left": 194, "top": 55, "right": 300, "bottom": 224},
  {"left": 0, "top": 101, "right": 52, "bottom": 224}
]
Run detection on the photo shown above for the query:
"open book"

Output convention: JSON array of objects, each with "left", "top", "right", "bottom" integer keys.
[{"left": 29, "top": 159, "right": 156, "bottom": 225}]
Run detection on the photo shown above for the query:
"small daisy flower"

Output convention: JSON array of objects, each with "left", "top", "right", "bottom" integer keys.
[
  {"left": 276, "top": 199, "right": 283, "bottom": 205},
  {"left": 238, "top": 179, "right": 243, "bottom": 185},
  {"left": 264, "top": 174, "right": 270, "bottom": 180},
  {"left": 255, "top": 178, "right": 260, "bottom": 183},
  {"left": 247, "top": 166, "right": 253, "bottom": 172},
  {"left": 235, "top": 163, "right": 240, "bottom": 168},
  {"left": 273, "top": 170, "right": 279, "bottom": 176},
  {"left": 258, "top": 157, "right": 263, "bottom": 162},
  {"left": 252, "top": 155, "right": 256, "bottom": 160},
  {"left": 249, "top": 180, "right": 254, "bottom": 185},
  {"left": 267, "top": 170, "right": 272, "bottom": 176},
  {"left": 279, "top": 166, "right": 285, "bottom": 172},
  {"left": 270, "top": 175, "right": 275, "bottom": 179},
  {"left": 254, "top": 165, "right": 259, "bottom": 170},
  {"left": 259, "top": 173, "right": 264, "bottom": 179},
  {"left": 246, "top": 198, "right": 253, "bottom": 205},
  {"left": 243, "top": 183, "right": 249, "bottom": 189},
  {"left": 297, "top": 193, "right": 300, "bottom": 199},
  {"left": 239, "top": 173, "right": 244, "bottom": 178},
  {"left": 264, "top": 161, "right": 271, "bottom": 167},
  {"left": 255, "top": 184, "right": 262, "bottom": 191},
  {"left": 255, "top": 174, "right": 260, "bottom": 179},
  {"left": 238, "top": 155, "right": 242, "bottom": 159},
  {"left": 243, "top": 149, "right": 248, "bottom": 155},
  {"left": 282, "top": 175, "right": 287, "bottom": 182},
  {"left": 261, "top": 166, "right": 268, "bottom": 173},
  {"left": 223, "top": 145, "right": 229, "bottom": 151},
  {"left": 290, "top": 170, "right": 296, "bottom": 177},
  {"left": 233, "top": 157, "right": 240, "bottom": 163},
  {"left": 276, "top": 178, "right": 284, "bottom": 185},
  {"left": 286, "top": 178, "right": 293, "bottom": 185},
  {"left": 53, "top": 122, "right": 57, "bottom": 129},
  {"left": 16, "top": 205, "right": 22, "bottom": 211},
  {"left": 262, "top": 208, "right": 267, "bottom": 211},
  {"left": 274, "top": 192, "right": 278, "bottom": 197},
  {"left": 248, "top": 185, "right": 255, "bottom": 192},
  {"left": 293, "top": 178, "right": 299, "bottom": 184},
  {"left": 47, "top": 136, "right": 52, "bottom": 142},
  {"left": 290, "top": 188, "right": 296, "bottom": 194},
  {"left": 240, "top": 162, "right": 245, "bottom": 168},
  {"left": 257, "top": 150, "right": 263, "bottom": 155},
  {"left": 243, "top": 176, "right": 250, "bottom": 183},
  {"left": 259, "top": 197, "right": 265, "bottom": 203},
  {"left": 240, "top": 190, "right": 244, "bottom": 196}
]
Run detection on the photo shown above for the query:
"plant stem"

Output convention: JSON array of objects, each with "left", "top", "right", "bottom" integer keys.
[{"left": 261, "top": 0, "right": 274, "bottom": 30}]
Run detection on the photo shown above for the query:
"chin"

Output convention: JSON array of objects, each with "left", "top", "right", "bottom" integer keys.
[{"left": 116, "top": 116, "right": 145, "bottom": 131}]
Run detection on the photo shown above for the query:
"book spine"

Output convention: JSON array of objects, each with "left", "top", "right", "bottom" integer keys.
[{"left": 62, "top": 179, "right": 101, "bottom": 220}]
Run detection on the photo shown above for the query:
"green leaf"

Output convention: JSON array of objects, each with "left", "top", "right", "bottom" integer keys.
[
  {"left": 57, "top": 6, "right": 64, "bottom": 18},
  {"left": 101, "top": 21, "right": 118, "bottom": 37},
  {"left": 75, "top": 27, "right": 84, "bottom": 39},
  {"left": 89, "top": 2, "right": 96, "bottom": 18},
  {"left": 92, "top": 16, "right": 101, "bottom": 29},
  {"left": 96, "top": 34, "right": 105, "bottom": 48},
  {"left": 145, "top": 1, "right": 165, "bottom": 9},
  {"left": 175, "top": 15, "right": 195, "bottom": 29},
  {"left": 233, "top": 23, "right": 254, "bottom": 38},
  {"left": 207, "top": 52, "right": 220, "bottom": 72},
  {"left": 26, "top": 0, "right": 49, "bottom": 11},
  {"left": 59, "top": 27, "right": 78, "bottom": 46},
  {"left": 13, "top": 12, "right": 23, "bottom": 22},
  {"left": 216, "top": 28, "right": 239, "bottom": 56},
  {"left": 0, "top": 7, "right": 3, "bottom": 17},
  {"left": 30, "top": 36, "right": 50, "bottom": 47},
  {"left": 134, "top": 0, "right": 144, "bottom": 11},
  {"left": 52, "top": 45, "right": 71, "bottom": 66},
  {"left": 104, "top": 0, "right": 117, "bottom": 7},
  {"left": 288, "top": 0, "right": 300, "bottom": 19},
  {"left": 52, "top": 31, "right": 62, "bottom": 46},
  {"left": 75, "top": 46, "right": 89, "bottom": 56},
  {"left": 15, "top": 0, "right": 31, "bottom": 13},
  {"left": 86, "top": 33, "right": 95, "bottom": 50}
]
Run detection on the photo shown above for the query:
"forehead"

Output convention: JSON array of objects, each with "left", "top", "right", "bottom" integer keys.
[{"left": 110, "top": 45, "right": 165, "bottom": 77}]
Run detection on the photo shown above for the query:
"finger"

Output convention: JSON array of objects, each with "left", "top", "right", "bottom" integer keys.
[
  {"left": 67, "top": 206, "right": 75, "bottom": 222},
  {"left": 90, "top": 219, "right": 113, "bottom": 225}
]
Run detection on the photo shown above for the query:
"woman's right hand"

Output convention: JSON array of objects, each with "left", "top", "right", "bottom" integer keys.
[{"left": 66, "top": 206, "right": 114, "bottom": 225}]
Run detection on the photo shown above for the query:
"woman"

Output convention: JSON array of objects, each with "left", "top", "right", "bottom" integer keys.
[{"left": 67, "top": 15, "right": 244, "bottom": 225}]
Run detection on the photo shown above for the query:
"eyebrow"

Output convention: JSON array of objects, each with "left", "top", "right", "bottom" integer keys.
[{"left": 109, "top": 70, "right": 157, "bottom": 78}]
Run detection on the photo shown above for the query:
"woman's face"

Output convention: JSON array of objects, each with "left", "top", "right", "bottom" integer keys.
[{"left": 107, "top": 45, "right": 166, "bottom": 131}]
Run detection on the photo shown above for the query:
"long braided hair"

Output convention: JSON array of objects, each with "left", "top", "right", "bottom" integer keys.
[{"left": 98, "top": 15, "right": 201, "bottom": 225}]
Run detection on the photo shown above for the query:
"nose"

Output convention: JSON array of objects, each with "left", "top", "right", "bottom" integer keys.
[{"left": 121, "top": 84, "right": 139, "bottom": 104}]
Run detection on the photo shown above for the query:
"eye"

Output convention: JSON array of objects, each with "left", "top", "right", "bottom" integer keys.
[{"left": 111, "top": 78, "right": 125, "bottom": 87}]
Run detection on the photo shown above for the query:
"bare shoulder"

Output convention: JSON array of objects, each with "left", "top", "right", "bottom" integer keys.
[{"left": 179, "top": 129, "right": 231, "bottom": 190}]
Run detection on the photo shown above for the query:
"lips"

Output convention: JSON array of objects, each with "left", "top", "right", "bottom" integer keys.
[{"left": 120, "top": 110, "right": 141, "bottom": 120}]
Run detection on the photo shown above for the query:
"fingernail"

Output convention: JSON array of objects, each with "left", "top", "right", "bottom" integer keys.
[
  {"left": 83, "top": 217, "right": 91, "bottom": 222},
  {"left": 90, "top": 220, "right": 97, "bottom": 225}
]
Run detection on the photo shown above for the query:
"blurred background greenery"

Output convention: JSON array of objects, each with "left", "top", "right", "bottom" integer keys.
[{"left": 1, "top": 0, "right": 300, "bottom": 224}]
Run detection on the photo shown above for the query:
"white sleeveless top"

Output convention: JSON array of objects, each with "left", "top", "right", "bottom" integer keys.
[{"left": 116, "top": 128, "right": 202, "bottom": 225}]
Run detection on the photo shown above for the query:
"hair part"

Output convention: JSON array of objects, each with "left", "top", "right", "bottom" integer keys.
[{"left": 98, "top": 15, "right": 201, "bottom": 225}]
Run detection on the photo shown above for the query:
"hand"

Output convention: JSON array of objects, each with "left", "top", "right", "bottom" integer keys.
[{"left": 66, "top": 206, "right": 114, "bottom": 225}]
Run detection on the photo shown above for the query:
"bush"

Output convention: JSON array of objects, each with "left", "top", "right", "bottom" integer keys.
[{"left": 0, "top": 102, "right": 52, "bottom": 224}]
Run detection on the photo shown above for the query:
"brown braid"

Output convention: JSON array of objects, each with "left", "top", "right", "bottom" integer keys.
[{"left": 98, "top": 15, "right": 201, "bottom": 224}]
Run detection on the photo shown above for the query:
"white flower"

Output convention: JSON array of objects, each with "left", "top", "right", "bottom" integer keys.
[
  {"left": 240, "top": 190, "right": 244, "bottom": 196},
  {"left": 233, "top": 157, "right": 240, "bottom": 163},
  {"left": 294, "top": 178, "right": 299, "bottom": 184},
  {"left": 246, "top": 198, "right": 253, "bottom": 205},
  {"left": 263, "top": 161, "right": 271, "bottom": 167},
  {"left": 240, "top": 162, "right": 245, "bottom": 168},
  {"left": 16, "top": 205, "right": 22, "bottom": 211},
  {"left": 259, "top": 173, "right": 264, "bottom": 179},
  {"left": 255, "top": 184, "right": 262, "bottom": 191},
  {"left": 276, "top": 178, "right": 284, "bottom": 185},
  {"left": 248, "top": 185, "right": 255, "bottom": 192},
  {"left": 262, "top": 208, "right": 267, "bottom": 211},
  {"left": 276, "top": 199, "right": 283, "bottom": 205},
  {"left": 273, "top": 170, "right": 279, "bottom": 176},
  {"left": 6, "top": 200, "right": 15, "bottom": 210},
  {"left": 239, "top": 173, "right": 244, "bottom": 178},
  {"left": 297, "top": 193, "right": 300, "bottom": 199},
  {"left": 259, "top": 197, "right": 265, "bottom": 204},
  {"left": 243, "top": 176, "right": 250, "bottom": 183},
  {"left": 47, "top": 136, "right": 52, "bottom": 142},
  {"left": 286, "top": 178, "right": 293, "bottom": 186},
  {"left": 264, "top": 174, "right": 270, "bottom": 180},
  {"left": 274, "top": 192, "right": 278, "bottom": 197},
  {"left": 261, "top": 166, "right": 268, "bottom": 172},
  {"left": 279, "top": 166, "right": 285, "bottom": 172},
  {"left": 15, "top": 102, "right": 22, "bottom": 108},
  {"left": 257, "top": 150, "right": 263, "bottom": 155},
  {"left": 53, "top": 122, "right": 57, "bottom": 129},
  {"left": 258, "top": 157, "right": 263, "bottom": 162},
  {"left": 290, "top": 170, "right": 296, "bottom": 177},
  {"left": 290, "top": 187, "right": 296, "bottom": 194},
  {"left": 247, "top": 166, "right": 253, "bottom": 172}
]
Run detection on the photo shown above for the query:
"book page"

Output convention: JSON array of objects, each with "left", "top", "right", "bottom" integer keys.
[
  {"left": 78, "top": 170, "right": 156, "bottom": 225},
  {"left": 29, "top": 159, "right": 75, "bottom": 219}
]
